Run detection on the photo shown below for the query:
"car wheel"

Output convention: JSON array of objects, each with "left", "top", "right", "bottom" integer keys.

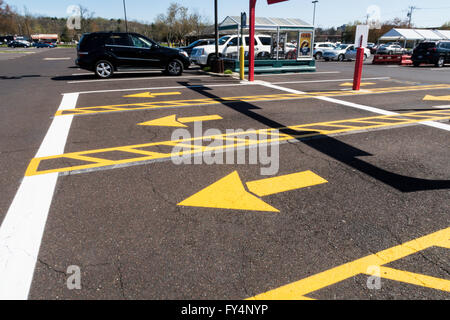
[
  {"left": 363, "top": 54, "right": 368, "bottom": 61},
  {"left": 413, "top": 62, "right": 420, "bottom": 67},
  {"left": 338, "top": 54, "right": 344, "bottom": 61},
  {"left": 95, "top": 60, "right": 114, "bottom": 79},
  {"left": 388, "top": 51, "right": 393, "bottom": 55},
  {"left": 166, "top": 59, "right": 183, "bottom": 76},
  {"left": 315, "top": 52, "right": 322, "bottom": 60},
  {"left": 435, "top": 56, "right": 445, "bottom": 68},
  {"left": 324, "top": 58, "right": 329, "bottom": 61}
]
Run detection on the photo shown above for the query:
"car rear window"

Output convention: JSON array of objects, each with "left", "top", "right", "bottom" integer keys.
[
  {"left": 79, "top": 34, "right": 108, "bottom": 51},
  {"left": 417, "top": 42, "right": 436, "bottom": 49}
]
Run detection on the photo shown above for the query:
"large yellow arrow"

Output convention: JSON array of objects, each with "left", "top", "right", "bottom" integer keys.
[
  {"left": 340, "top": 82, "right": 375, "bottom": 87},
  {"left": 138, "top": 114, "right": 222, "bottom": 127},
  {"left": 177, "top": 170, "right": 328, "bottom": 212},
  {"left": 423, "top": 95, "right": 450, "bottom": 101},
  {"left": 124, "top": 91, "right": 181, "bottom": 98}
]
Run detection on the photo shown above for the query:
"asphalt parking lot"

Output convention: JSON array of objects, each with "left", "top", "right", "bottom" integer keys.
[{"left": 0, "top": 47, "right": 449, "bottom": 299}]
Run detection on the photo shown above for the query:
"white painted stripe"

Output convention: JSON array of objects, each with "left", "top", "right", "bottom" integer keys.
[
  {"left": 44, "top": 57, "right": 71, "bottom": 61},
  {"left": 0, "top": 93, "right": 78, "bottom": 299},
  {"left": 418, "top": 120, "right": 450, "bottom": 131},
  {"left": 67, "top": 82, "right": 247, "bottom": 95},
  {"left": 432, "top": 105, "right": 450, "bottom": 109},
  {"left": 72, "top": 70, "right": 163, "bottom": 76},
  {"left": 256, "top": 71, "right": 341, "bottom": 77},
  {"left": 259, "top": 81, "right": 450, "bottom": 132},
  {"left": 316, "top": 96, "right": 397, "bottom": 116},
  {"left": 68, "top": 74, "right": 211, "bottom": 84},
  {"left": 272, "top": 77, "right": 390, "bottom": 85}
]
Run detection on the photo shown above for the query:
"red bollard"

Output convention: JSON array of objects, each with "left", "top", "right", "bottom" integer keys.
[{"left": 353, "top": 47, "right": 365, "bottom": 91}]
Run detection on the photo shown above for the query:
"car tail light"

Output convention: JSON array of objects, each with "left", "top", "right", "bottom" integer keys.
[{"left": 428, "top": 47, "right": 437, "bottom": 52}]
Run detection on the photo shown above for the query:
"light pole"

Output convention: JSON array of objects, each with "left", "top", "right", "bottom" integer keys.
[
  {"left": 312, "top": 0, "right": 318, "bottom": 27},
  {"left": 123, "top": 0, "right": 128, "bottom": 32}
]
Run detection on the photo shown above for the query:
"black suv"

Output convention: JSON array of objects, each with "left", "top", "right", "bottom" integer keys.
[
  {"left": 412, "top": 40, "right": 450, "bottom": 67},
  {"left": 76, "top": 32, "right": 191, "bottom": 78}
]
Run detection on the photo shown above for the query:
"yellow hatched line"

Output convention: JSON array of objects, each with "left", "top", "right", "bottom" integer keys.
[
  {"left": 55, "top": 84, "right": 450, "bottom": 116},
  {"left": 372, "top": 267, "right": 450, "bottom": 292},
  {"left": 25, "top": 109, "right": 450, "bottom": 176},
  {"left": 247, "top": 227, "right": 450, "bottom": 300}
]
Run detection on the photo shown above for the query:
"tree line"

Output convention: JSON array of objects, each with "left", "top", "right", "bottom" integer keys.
[
  {"left": 1, "top": 0, "right": 449, "bottom": 45},
  {"left": 0, "top": 1, "right": 210, "bottom": 45}
]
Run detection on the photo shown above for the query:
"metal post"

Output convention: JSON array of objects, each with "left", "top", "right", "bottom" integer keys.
[
  {"left": 123, "top": 0, "right": 128, "bottom": 33},
  {"left": 248, "top": 0, "right": 256, "bottom": 81},
  {"left": 214, "top": 0, "right": 219, "bottom": 60},
  {"left": 276, "top": 27, "right": 280, "bottom": 60},
  {"left": 312, "top": 0, "right": 318, "bottom": 27},
  {"left": 353, "top": 35, "right": 364, "bottom": 91}
]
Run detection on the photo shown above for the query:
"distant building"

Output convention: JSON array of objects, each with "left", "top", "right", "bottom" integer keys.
[{"left": 31, "top": 34, "right": 59, "bottom": 43}]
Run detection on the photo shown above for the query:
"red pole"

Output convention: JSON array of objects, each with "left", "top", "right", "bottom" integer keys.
[
  {"left": 353, "top": 35, "right": 364, "bottom": 91},
  {"left": 248, "top": 0, "right": 257, "bottom": 81}
]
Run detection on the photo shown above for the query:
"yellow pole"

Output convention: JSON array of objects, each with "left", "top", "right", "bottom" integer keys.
[{"left": 240, "top": 46, "right": 245, "bottom": 80}]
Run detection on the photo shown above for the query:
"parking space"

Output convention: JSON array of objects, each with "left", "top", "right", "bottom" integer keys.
[{"left": 0, "top": 47, "right": 449, "bottom": 300}]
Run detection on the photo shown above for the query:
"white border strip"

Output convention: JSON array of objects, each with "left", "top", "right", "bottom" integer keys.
[
  {"left": 260, "top": 81, "right": 450, "bottom": 132},
  {"left": 0, "top": 93, "right": 78, "bottom": 299}
]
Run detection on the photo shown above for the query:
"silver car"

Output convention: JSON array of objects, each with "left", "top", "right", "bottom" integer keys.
[{"left": 322, "top": 44, "right": 352, "bottom": 61}]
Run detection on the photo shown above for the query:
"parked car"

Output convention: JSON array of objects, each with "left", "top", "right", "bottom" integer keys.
[
  {"left": 376, "top": 44, "right": 405, "bottom": 55},
  {"left": 180, "top": 39, "right": 215, "bottom": 56},
  {"left": 344, "top": 46, "right": 371, "bottom": 61},
  {"left": 190, "top": 34, "right": 272, "bottom": 67},
  {"left": 7, "top": 40, "right": 30, "bottom": 48},
  {"left": 412, "top": 40, "right": 450, "bottom": 68},
  {"left": 34, "top": 42, "right": 56, "bottom": 48},
  {"left": 313, "top": 42, "right": 336, "bottom": 59},
  {"left": 322, "top": 44, "right": 352, "bottom": 61},
  {"left": 76, "top": 32, "right": 191, "bottom": 78}
]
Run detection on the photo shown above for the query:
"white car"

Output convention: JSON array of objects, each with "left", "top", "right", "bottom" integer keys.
[
  {"left": 344, "top": 45, "right": 371, "bottom": 61},
  {"left": 313, "top": 42, "right": 336, "bottom": 59},
  {"left": 190, "top": 34, "right": 272, "bottom": 67},
  {"left": 322, "top": 44, "right": 352, "bottom": 61}
]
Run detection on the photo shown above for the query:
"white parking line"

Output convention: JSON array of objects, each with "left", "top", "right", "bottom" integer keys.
[
  {"left": 272, "top": 77, "right": 390, "bottom": 85},
  {"left": 72, "top": 70, "right": 163, "bottom": 76},
  {"left": 67, "top": 74, "right": 211, "bottom": 84},
  {"left": 44, "top": 57, "right": 71, "bottom": 61},
  {"left": 0, "top": 93, "right": 78, "bottom": 299},
  {"left": 67, "top": 82, "right": 248, "bottom": 95},
  {"left": 256, "top": 71, "right": 341, "bottom": 76},
  {"left": 259, "top": 81, "right": 450, "bottom": 131}
]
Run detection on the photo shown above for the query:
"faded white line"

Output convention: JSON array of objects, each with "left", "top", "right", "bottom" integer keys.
[
  {"left": 66, "top": 82, "right": 246, "bottom": 95},
  {"left": 0, "top": 93, "right": 78, "bottom": 299},
  {"left": 256, "top": 71, "right": 341, "bottom": 77},
  {"left": 432, "top": 105, "right": 450, "bottom": 109},
  {"left": 259, "top": 81, "right": 450, "bottom": 131},
  {"left": 272, "top": 77, "right": 390, "bottom": 85},
  {"left": 67, "top": 74, "right": 211, "bottom": 84},
  {"left": 44, "top": 57, "right": 71, "bottom": 61},
  {"left": 72, "top": 70, "right": 163, "bottom": 76}
]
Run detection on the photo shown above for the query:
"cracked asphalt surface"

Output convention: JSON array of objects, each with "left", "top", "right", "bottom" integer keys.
[{"left": 0, "top": 47, "right": 449, "bottom": 300}]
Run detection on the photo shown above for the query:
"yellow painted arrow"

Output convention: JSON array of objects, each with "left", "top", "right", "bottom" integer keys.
[
  {"left": 124, "top": 91, "right": 181, "bottom": 98},
  {"left": 340, "top": 82, "right": 375, "bottom": 87},
  {"left": 177, "top": 170, "right": 328, "bottom": 212},
  {"left": 138, "top": 114, "right": 222, "bottom": 127},
  {"left": 423, "top": 95, "right": 450, "bottom": 101}
]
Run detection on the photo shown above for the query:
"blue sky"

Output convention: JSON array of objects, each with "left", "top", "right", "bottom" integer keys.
[{"left": 6, "top": 0, "right": 450, "bottom": 28}]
